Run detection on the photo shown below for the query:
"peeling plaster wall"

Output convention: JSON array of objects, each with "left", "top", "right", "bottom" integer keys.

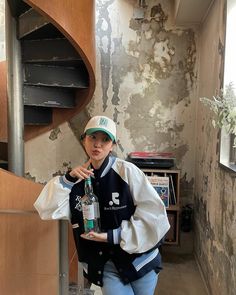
[
  {"left": 2, "top": 0, "right": 235, "bottom": 292},
  {"left": 26, "top": 0, "right": 198, "bottom": 209},
  {"left": 25, "top": 122, "right": 86, "bottom": 183},
  {"left": 195, "top": 0, "right": 236, "bottom": 294},
  {"left": 87, "top": 0, "right": 198, "bottom": 204}
]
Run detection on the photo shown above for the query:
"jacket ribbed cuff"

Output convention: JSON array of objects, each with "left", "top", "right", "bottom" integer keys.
[
  {"left": 65, "top": 171, "right": 78, "bottom": 183},
  {"left": 107, "top": 227, "right": 121, "bottom": 244}
]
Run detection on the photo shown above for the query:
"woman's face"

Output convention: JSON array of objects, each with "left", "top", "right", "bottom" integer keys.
[{"left": 83, "top": 131, "right": 114, "bottom": 168}]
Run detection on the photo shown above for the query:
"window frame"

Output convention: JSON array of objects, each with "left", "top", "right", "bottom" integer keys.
[{"left": 219, "top": 0, "right": 236, "bottom": 173}]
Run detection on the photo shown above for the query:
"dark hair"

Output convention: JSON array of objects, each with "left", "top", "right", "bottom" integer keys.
[
  {"left": 80, "top": 132, "right": 116, "bottom": 143},
  {"left": 80, "top": 133, "right": 86, "bottom": 141}
]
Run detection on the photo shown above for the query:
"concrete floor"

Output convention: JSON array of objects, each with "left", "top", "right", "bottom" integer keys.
[
  {"left": 77, "top": 232, "right": 208, "bottom": 295},
  {"left": 155, "top": 252, "right": 208, "bottom": 295}
]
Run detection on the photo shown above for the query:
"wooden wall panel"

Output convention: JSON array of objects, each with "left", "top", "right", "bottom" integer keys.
[
  {"left": 0, "top": 168, "right": 43, "bottom": 210},
  {"left": 0, "top": 215, "right": 59, "bottom": 295},
  {"left": 0, "top": 169, "right": 59, "bottom": 295}
]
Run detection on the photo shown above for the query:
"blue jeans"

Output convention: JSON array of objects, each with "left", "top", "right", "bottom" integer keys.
[{"left": 102, "top": 260, "right": 158, "bottom": 295}]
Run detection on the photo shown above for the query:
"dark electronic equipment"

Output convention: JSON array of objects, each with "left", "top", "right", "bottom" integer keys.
[{"left": 127, "top": 152, "right": 175, "bottom": 169}]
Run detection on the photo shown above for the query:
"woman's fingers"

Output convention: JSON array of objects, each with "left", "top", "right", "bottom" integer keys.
[
  {"left": 69, "top": 160, "right": 94, "bottom": 179},
  {"left": 80, "top": 232, "right": 108, "bottom": 243}
]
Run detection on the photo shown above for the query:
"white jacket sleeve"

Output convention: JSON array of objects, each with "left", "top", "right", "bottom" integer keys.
[
  {"left": 34, "top": 175, "right": 74, "bottom": 220},
  {"left": 115, "top": 161, "right": 170, "bottom": 254}
]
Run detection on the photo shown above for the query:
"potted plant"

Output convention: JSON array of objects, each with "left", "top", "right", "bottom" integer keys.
[{"left": 200, "top": 83, "right": 236, "bottom": 146}]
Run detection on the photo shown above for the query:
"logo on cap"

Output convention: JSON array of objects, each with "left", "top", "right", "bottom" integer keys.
[{"left": 99, "top": 117, "right": 108, "bottom": 127}]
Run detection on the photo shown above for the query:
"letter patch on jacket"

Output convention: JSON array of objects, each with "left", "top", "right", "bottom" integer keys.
[{"left": 109, "top": 192, "right": 120, "bottom": 206}]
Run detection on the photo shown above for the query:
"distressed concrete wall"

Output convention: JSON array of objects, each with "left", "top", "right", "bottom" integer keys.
[
  {"left": 25, "top": 0, "right": 198, "bottom": 210},
  {"left": 23, "top": 1, "right": 199, "bottom": 280},
  {"left": 195, "top": 0, "right": 236, "bottom": 294},
  {"left": 1, "top": 0, "right": 235, "bottom": 293},
  {"left": 70, "top": 0, "right": 197, "bottom": 205}
]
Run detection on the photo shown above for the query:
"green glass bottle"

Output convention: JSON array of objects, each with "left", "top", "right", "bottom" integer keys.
[{"left": 82, "top": 177, "right": 101, "bottom": 233}]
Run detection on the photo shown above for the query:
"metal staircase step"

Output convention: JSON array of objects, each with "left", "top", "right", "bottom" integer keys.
[
  {"left": 23, "top": 64, "right": 89, "bottom": 88},
  {"left": 20, "top": 23, "right": 64, "bottom": 40},
  {"left": 24, "top": 106, "right": 52, "bottom": 125},
  {"left": 22, "top": 38, "right": 82, "bottom": 64},
  {"left": 23, "top": 86, "right": 76, "bottom": 108},
  {"left": 0, "top": 142, "right": 8, "bottom": 161},
  {"left": 0, "top": 160, "right": 8, "bottom": 170},
  {"left": 7, "top": 0, "right": 31, "bottom": 17},
  {"left": 18, "top": 8, "right": 49, "bottom": 39}
]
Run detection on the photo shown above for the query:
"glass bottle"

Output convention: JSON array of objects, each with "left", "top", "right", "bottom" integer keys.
[{"left": 82, "top": 177, "right": 101, "bottom": 233}]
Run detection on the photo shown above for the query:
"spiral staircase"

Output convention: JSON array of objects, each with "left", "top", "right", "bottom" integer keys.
[{"left": 0, "top": 1, "right": 95, "bottom": 294}]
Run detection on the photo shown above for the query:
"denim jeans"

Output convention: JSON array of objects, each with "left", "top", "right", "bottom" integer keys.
[{"left": 102, "top": 260, "right": 158, "bottom": 295}]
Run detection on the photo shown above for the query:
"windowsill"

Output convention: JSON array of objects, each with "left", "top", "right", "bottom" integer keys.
[{"left": 219, "top": 162, "right": 236, "bottom": 175}]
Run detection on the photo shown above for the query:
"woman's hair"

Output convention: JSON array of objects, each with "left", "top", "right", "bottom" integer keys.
[
  {"left": 80, "top": 133, "right": 86, "bottom": 141},
  {"left": 80, "top": 132, "right": 116, "bottom": 143}
]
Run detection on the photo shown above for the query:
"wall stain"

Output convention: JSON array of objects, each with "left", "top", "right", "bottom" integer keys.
[
  {"left": 180, "top": 173, "right": 194, "bottom": 201},
  {"left": 125, "top": 85, "right": 188, "bottom": 156},
  {"left": 173, "top": 144, "right": 189, "bottom": 166},
  {"left": 69, "top": 110, "right": 91, "bottom": 141},
  {"left": 25, "top": 172, "right": 36, "bottom": 182},
  {"left": 112, "top": 37, "right": 138, "bottom": 105},
  {"left": 52, "top": 161, "right": 72, "bottom": 178},
  {"left": 128, "top": 4, "right": 196, "bottom": 97},
  {"left": 184, "top": 30, "right": 197, "bottom": 87},
  {"left": 218, "top": 38, "right": 225, "bottom": 88},
  {"left": 25, "top": 172, "right": 46, "bottom": 185},
  {"left": 96, "top": 1, "right": 197, "bottom": 159},
  {"left": 49, "top": 127, "right": 61, "bottom": 141},
  {"left": 150, "top": 4, "right": 168, "bottom": 27},
  {"left": 97, "top": 0, "right": 115, "bottom": 111}
]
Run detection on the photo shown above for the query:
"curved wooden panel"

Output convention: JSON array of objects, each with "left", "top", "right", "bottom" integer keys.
[
  {"left": 24, "top": 0, "right": 96, "bottom": 140},
  {"left": 0, "top": 168, "right": 59, "bottom": 295},
  {"left": 0, "top": 61, "right": 7, "bottom": 142}
]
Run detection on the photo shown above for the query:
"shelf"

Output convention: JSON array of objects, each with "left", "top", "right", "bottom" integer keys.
[
  {"left": 167, "top": 205, "right": 180, "bottom": 211},
  {"left": 142, "top": 168, "right": 180, "bottom": 245}
]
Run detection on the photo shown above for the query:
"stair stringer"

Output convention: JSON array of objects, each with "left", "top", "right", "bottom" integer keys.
[
  {"left": 0, "top": 61, "right": 7, "bottom": 143},
  {"left": 23, "top": 0, "right": 96, "bottom": 141}
]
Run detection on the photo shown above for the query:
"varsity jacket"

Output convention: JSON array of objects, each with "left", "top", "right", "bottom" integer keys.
[{"left": 36, "top": 155, "right": 170, "bottom": 287}]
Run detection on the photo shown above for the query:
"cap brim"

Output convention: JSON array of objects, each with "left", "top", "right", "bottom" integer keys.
[{"left": 86, "top": 128, "right": 115, "bottom": 142}]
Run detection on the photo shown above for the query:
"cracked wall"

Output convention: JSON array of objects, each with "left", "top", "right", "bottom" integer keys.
[
  {"left": 89, "top": 0, "right": 197, "bottom": 204},
  {"left": 2, "top": 0, "right": 234, "bottom": 292},
  {"left": 195, "top": 0, "right": 236, "bottom": 294},
  {"left": 25, "top": 1, "right": 197, "bottom": 206}
]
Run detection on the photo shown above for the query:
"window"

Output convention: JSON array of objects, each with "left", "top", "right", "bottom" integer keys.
[{"left": 220, "top": 0, "right": 236, "bottom": 172}]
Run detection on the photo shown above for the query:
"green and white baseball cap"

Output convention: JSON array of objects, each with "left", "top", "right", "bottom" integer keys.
[{"left": 84, "top": 116, "right": 116, "bottom": 142}]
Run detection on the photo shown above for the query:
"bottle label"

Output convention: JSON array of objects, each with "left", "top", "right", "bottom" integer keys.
[
  {"left": 86, "top": 219, "right": 94, "bottom": 230},
  {"left": 83, "top": 204, "right": 95, "bottom": 220},
  {"left": 94, "top": 202, "right": 100, "bottom": 218}
]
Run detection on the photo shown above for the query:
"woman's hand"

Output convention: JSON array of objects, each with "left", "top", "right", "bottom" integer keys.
[
  {"left": 69, "top": 160, "right": 94, "bottom": 179},
  {"left": 81, "top": 231, "right": 108, "bottom": 243}
]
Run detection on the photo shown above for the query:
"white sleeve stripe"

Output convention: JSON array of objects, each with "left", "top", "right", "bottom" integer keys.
[
  {"left": 134, "top": 248, "right": 159, "bottom": 271},
  {"left": 60, "top": 175, "right": 75, "bottom": 189},
  {"left": 113, "top": 228, "right": 121, "bottom": 244},
  {"left": 101, "top": 156, "right": 116, "bottom": 178}
]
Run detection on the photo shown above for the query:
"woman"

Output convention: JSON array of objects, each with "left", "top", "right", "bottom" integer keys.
[{"left": 35, "top": 115, "right": 170, "bottom": 295}]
